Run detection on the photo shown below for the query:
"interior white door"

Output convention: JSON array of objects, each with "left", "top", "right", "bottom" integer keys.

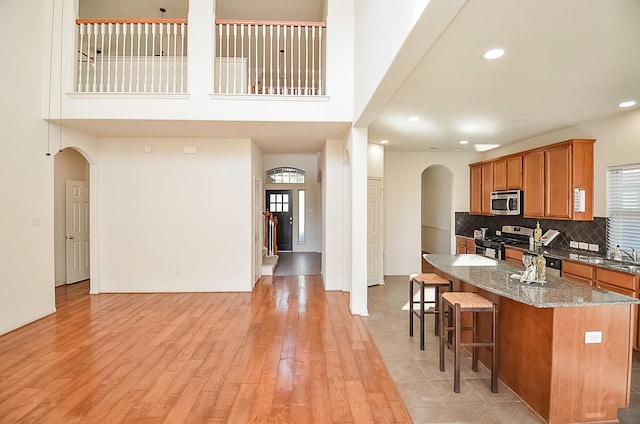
[
  {"left": 66, "top": 180, "right": 90, "bottom": 284},
  {"left": 367, "top": 178, "right": 384, "bottom": 286}
]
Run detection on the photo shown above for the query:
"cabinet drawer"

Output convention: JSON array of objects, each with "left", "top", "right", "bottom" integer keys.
[
  {"left": 594, "top": 281, "right": 635, "bottom": 298},
  {"left": 594, "top": 268, "right": 637, "bottom": 291},
  {"left": 562, "top": 261, "right": 594, "bottom": 280},
  {"left": 562, "top": 272, "right": 592, "bottom": 286}
]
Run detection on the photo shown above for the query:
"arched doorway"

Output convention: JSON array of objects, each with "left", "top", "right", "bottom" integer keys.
[
  {"left": 421, "top": 165, "right": 453, "bottom": 258},
  {"left": 54, "top": 148, "right": 90, "bottom": 287}
]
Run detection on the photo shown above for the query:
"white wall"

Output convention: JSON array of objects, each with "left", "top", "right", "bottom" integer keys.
[
  {"left": 251, "top": 141, "right": 264, "bottom": 283},
  {"left": 54, "top": 148, "right": 90, "bottom": 286},
  {"left": 263, "top": 154, "right": 321, "bottom": 252},
  {"left": 322, "top": 139, "right": 345, "bottom": 290},
  {"left": 0, "top": 0, "right": 56, "bottom": 335},
  {"left": 384, "top": 151, "right": 480, "bottom": 275},
  {"left": 484, "top": 107, "right": 640, "bottom": 218},
  {"left": 367, "top": 143, "right": 384, "bottom": 178},
  {"left": 97, "top": 137, "right": 253, "bottom": 292}
]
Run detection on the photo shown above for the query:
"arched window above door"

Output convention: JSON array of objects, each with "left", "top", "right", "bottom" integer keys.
[{"left": 266, "top": 167, "right": 305, "bottom": 184}]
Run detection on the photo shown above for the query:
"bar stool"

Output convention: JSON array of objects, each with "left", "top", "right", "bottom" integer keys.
[
  {"left": 439, "top": 291, "right": 497, "bottom": 393},
  {"left": 409, "top": 273, "right": 452, "bottom": 350}
]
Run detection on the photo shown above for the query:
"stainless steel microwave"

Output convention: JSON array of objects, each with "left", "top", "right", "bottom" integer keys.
[{"left": 490, "top": 190, "right": 521, "bottom": 215}]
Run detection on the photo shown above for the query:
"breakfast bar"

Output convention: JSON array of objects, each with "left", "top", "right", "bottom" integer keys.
[{"left": 424, "top": 253, "right": 640, "bottom": 424}]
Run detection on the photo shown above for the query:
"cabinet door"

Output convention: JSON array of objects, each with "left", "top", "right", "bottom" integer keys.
[
  {"left": 504, "top": 247, "right": 523, "bottom": 265},
  {"left": 506, "top": 155, "right": 523, "bottom": 189},
  {"left": 493, "top": 159, "right": 507, "bottom": 191},
  {"left": 545, "top": 143, "right": 572, "bottom": 219},
  {"left": 523, "top": 150, "right": 545, "bottom": 218},
  {"left": 562, "top": 260, "right": 594, "bottom": 283},
  {"left": 481, "top": 162, "right": 494, "bottom": 214},
  {"left": 470, "top": 164, "right": 482, "bottom": 215}
]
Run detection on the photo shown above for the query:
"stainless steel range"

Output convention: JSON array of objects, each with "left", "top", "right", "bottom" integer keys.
[{"left": 475, "top": 225, "right": 534, "bottom": 259}]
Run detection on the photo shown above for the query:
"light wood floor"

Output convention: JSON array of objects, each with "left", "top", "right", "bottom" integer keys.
[{"left": 0, "top": 275, "right": 412, "bottom": 423}]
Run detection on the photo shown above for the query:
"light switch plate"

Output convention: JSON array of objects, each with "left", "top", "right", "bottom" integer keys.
[
  {"left": 496, "top": 230, "right": 502, "bottom": 236},
  {"left": 570, "top": 241, "right": 579, "bottom": 249},
  {"left": 585, "top": 331, "right": 602, "bottom": 344},
  {"left": 588, "top": 244, "right": 599, "bottom": 252},
  {"left": 579, "top": 242, "right": 589, "bottom": 250}
]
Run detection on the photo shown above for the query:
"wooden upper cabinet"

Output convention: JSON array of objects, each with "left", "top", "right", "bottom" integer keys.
[
  {"left": 506, "top": 155, "right": 523, "bottom": 189},
  {"left": 481, "top": 162, "right": 494, "bottom": 214},
  {"left": 523, "top": 150, "right": 545, "bottom": 218},
  {"left": 545, "top": 143, "right": 572, "bottom": 219},
  {"left": 470, "top": 164, "right": 482, "bottom": 215},
  {"left": 493, "top": 159, "right": 507, "bottom": 191}
]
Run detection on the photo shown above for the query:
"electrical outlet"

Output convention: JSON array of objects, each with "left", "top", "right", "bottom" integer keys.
[
  {"left": 588, "top": 244, "right": 599, "bottom": 252},
  {"left": 579, "top": 242, "right": 589, "bottom": 250},
  {"left": 570, "top": 241, "right": 579, "bottom": 249},
  {"left": 585, "top": 331, "right": 602, "bottom": 344}
]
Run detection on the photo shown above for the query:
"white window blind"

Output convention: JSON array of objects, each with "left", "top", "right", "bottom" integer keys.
[{"left": 607, "top": 163, "right": 640, "bottom": 253}]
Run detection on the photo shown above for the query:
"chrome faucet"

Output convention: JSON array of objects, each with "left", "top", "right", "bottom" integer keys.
[{"left": 617, "top": 246, "right": 637, "bottom": 262}]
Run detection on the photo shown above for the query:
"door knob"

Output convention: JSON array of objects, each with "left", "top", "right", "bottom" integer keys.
[{"left": 67, "top": 236, "right": 75, "bottom": 240}]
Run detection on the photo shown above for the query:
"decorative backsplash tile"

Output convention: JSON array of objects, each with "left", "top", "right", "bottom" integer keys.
[{"left": 455, "top": 212, "right": 607, "bottom": 255}]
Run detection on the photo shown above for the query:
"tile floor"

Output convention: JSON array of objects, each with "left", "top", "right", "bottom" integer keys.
[{"left": 363, "top": 275, "right": 640, "bottom": 424}]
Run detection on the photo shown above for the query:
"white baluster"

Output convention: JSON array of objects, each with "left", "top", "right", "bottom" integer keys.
[
  {"left": 255, "top": 25, "right": 259, "bottom": 93},
  {"left": 304, "top": 26, "right": 308, "bottom": 94},
  {"left": 282, "top": 25, "right": 288, "bottom": 94},
  {"left": 172, "top": 22, "right": 177, "bottom": 93},
  {"left": 311, "top": 26, "right": 316, "bottom": 95},
  {"left": 77, "top": 24, "right": 84, "bottom": 92},
  {"left": 107, "top": 23, "right": 113, "bottom": 92},
  {"left": 240, "top": 24, "right": 245, "bottom": 94},
  {"left": 276, "top": 25, "right": 281, "bottom": 94},
  {"left": 180, "top": 23, "right": 185, "bottom": 93},
  {"left": 290, "top": 25, "right": 294, "bottom": 94},
  {"left": 217, "top": 23, "right": 222, "bottom": 94},
  {"left": 164, "top": 23, "right": 170, "bottom": 93},
  {"left": 319, "top": 27, "right": 323, "bottom": 95},
  {"left": 99, "top": 23, "right": 105, "bottom": 92},
  {"left": 247, "top": 24, "right": 252, "bottom": 93},
  {"left": 121, "top": 23, "right": 127, "bottom": 92},
  {"left": 129, "top": 23, "right": 134, "bottom": 92},
  {"left": 92, "top": 23, "right": 99, "bottom": 92},
  {"left": 158, "top": 23, "right": 163, "bottom": 93},
  {"left": 114, "top": 23, "right": 120, "bottom": 92},
  {"left": 151, "top": 23, "right": 156, "bottom": 93},
  {"left": 262, "top": 25, "right": 266, "bottom": 94},
  {"left": 297, "top": 25, "right": 301, "bottom": 94},
  {"left": 85, "top": 23, "right": 92, "bottom": 92},
  {"left": 233, "top": 24, "right": 238, "bottom": 94},
  {"left": 136, "top": 23, "right": 141, "bottom": 92},
  {"left": 144, "top": 23, "right": 149, "bottom": 93},
  {"left": 268, "top": 25, "right": 273, "bottom": 94},
  {"left": 225, "top": 23, "right": 230, "bottom": 94}
]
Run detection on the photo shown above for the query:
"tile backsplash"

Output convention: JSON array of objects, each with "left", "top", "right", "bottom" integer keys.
[{"left": 455, "top": 212, "right": 607, "bottom": 255}]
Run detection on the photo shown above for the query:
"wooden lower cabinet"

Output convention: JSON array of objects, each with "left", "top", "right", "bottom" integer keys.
[
  {"left": 504, "top": 247, "right": 523, "bottom": 265},
  {"left": 561, "top": 260, "right": 594, "bottom": 285},
  {"left": 455, "top": 236, "right": 476, "bottom": 254}
]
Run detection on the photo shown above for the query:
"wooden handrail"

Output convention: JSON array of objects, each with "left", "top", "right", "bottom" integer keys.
[
  {"left": 215, "top": 19, "right": 326, "bottom": 28},
  {"left": 76, "top": 18, "right": 187, "bottom": 24}
]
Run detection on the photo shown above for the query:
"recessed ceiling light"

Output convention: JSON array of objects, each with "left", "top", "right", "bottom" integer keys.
[
  {"left": 408, "top": 116, "right": 420, "bottom": 122},
  {"left": 459, "top": 140, "right": 469, "bottom": 145},
  {"left": 380, "top": 139, "right": 389, "bottom": 144},
  {"left": 483, "top": 48, "right": 505, "bottom": 60},
  {"left": 619, "top": 100, "right": 636, "bottom": 108}
]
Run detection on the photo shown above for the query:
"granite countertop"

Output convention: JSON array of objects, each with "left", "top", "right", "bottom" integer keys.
[
  {"left": 504, "top": 244, "right": 640, "bottom": 275},
  {"left": 423, "top": 253, "right": 640, "bottom": 308}
]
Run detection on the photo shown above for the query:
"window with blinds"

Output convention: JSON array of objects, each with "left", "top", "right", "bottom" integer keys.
[{"left": 607, "top": 163, "right": 640, "bottom": 253}]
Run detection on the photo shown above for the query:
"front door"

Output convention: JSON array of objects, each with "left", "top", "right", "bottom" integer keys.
[{"left": 266, "top": 190, "right": 293, "bottom": 251}]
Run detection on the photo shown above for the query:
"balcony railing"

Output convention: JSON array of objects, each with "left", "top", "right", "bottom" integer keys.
[
  {"left": 214, "top": 19, "right": 326, "bottom": 96},
  {"left": 74, "top": 18, "right": 326, "bottom": 97},
  {"left": 75, "top": 19, "right": 187, "bottom": 94}
]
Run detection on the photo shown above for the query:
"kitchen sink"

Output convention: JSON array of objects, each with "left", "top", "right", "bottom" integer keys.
[{"left": 588, "top": 258, "right": 605, "bottom": 264}]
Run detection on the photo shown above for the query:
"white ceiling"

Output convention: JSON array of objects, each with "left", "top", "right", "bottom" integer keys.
[{"left": 74, "top": 0, "right": 640, "bottom": 154}]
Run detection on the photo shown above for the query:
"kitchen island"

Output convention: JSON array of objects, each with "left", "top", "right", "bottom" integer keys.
[{"left": 424, "top": 253, "right": 640, "bottom": 424}]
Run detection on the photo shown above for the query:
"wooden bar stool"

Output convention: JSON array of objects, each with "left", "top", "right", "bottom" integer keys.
[
  {"left": 439, "top": 291, "right": 497, "bottom": 393},
  {"left": 409, "top": 273, "right": 451, "bottom": 350}
]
